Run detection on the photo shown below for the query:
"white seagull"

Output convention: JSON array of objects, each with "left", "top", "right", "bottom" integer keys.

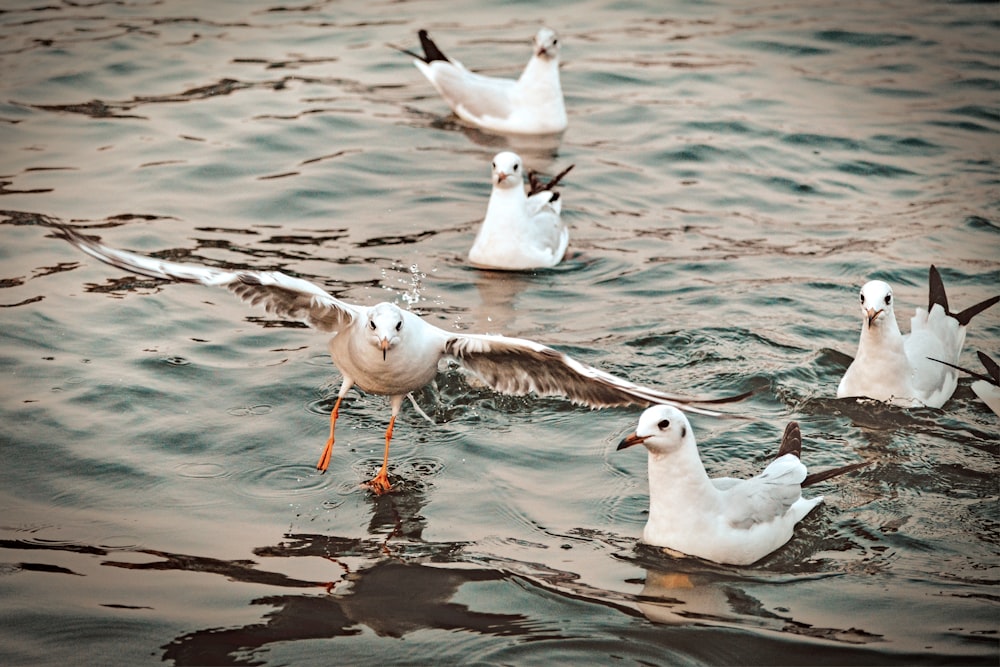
[
  {"left": 838, "top": 266, "right": 999, "bottom": 408},
  {"left": 399, "top": 27, "right": 567, "bottom": 135},
  {"left": 468, "top": 151, "right": 572, "bottom": 270},
  {"left": 930, "top": 351, "right": 1000, "bottom": 417},
  {"left": 617, "top": 405, "right": 869, "bottom": 566},
  {"left": 56, "top": 226, "right": 749, "bottom": 494}
]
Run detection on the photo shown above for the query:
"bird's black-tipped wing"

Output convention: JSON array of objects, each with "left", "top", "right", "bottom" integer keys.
[
  {"left": 928, "top": 352, "right": 1000, "bottom": 386},
  {"left": 418, "top": 29, "right": 450, "bottom": 63},
  {"left": 802, "top": 460, "right": 871, "bottom": 488},
  {"left": 927, "top": 264, "right": 999, "bottom": 326},
  {"left": 527, "top": 164, "right": 575, "bottom": 197}
]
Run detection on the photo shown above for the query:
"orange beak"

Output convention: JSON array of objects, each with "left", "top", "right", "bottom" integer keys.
[
  {"left": 617, "top": 432, "right": 648, "bottom": 451},
  {"left": 865, "top": 308, "right": 881, "bottom": 328},
  {"left": 380, "top": 338, "right": 390, "bottom": 361}
]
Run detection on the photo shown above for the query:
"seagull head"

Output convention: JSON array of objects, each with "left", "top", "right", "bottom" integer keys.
[
  {"left": 859, "top": 280, "right": 894, "bottom": 330},
  {"left": 491, "top": 151, "right": 524, "bottom": 189},
  {"left": 533, "top": 27, "right": 560, "bottom": 60},
  {"left": 617, "top": 405, "right": 692, "bottom": 456},
  {"left": 367, "top": 302, "right": 404, "bottom": 361}
]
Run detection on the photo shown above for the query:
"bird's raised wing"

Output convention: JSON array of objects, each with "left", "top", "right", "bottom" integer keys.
[
  {"left": 55, "top": 225, "right": 360, "bottom": 333},
  {"left": 444, "top": 332, "right": 749, "bottom": 416}
]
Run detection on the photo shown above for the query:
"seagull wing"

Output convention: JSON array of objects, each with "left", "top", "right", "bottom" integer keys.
[
  {"left": 415, "top": 60, "right": 516, "bottom": 124},
  {"left": 56, "top": 225, "right": 360, "bottom": 332},
  {"left": 721, "top": 454, "right": 806, "bottom": 529},
  {"left": 444, "top": 332, "right": 749, "bottom": 416}
]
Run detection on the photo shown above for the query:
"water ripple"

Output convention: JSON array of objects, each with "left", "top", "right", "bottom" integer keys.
[{"left": 229, "top": 463, "right": 330, "bottom": 500}]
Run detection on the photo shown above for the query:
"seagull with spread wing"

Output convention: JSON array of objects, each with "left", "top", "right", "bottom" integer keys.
[{"left": 57, "top": 226, "right": 748, "bottom": 494}]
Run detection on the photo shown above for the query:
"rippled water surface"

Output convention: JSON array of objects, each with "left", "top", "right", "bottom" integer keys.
[{"left": 1, "top": 0, "right": 998, "bottom": 665}]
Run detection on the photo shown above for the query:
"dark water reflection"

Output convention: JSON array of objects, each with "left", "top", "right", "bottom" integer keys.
[{"left": 1, "top": 0, "right": 998, "bottom": 665}]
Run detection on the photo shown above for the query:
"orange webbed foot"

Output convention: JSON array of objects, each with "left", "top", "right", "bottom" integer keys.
[
  {"left": 316, "top": 437, "right": 334, "bottom": 473},
  {"left": 363, "top": 468, "right": 393, "bottom": 495}
]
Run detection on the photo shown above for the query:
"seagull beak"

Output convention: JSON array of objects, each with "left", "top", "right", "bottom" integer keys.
[
  {"left": 496, "top": 171, "right": 508, "bottom": 184},
  {"left": 865, "top": 307, "right": 881, "bottom": 328},
  {"left": 617, "top": 432, "right": 648, "bottom": 451},
  {"left": 380, "top": 338, "right": 390, "bottom": 361}
]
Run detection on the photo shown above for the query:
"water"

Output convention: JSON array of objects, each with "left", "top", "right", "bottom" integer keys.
[{"left": 1, "top": 0, "right": 997, "bottom": 664}]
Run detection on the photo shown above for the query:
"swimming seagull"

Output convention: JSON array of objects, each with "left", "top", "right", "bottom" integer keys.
[
  {"left": 929, "top": 351, "right": 1000, "bottom": 417},
  {"left": 397, "top": 27, "right": 567, "bottom": 135},
  {"left": 837, "top": 266, "right": 999, "bottom": 408},
  {"left": 56, "top": 226, "right": 749, "bottom": 494},
  {"left": 468, "top": 151, "right": 572, "bottom": 270},
  {"left": 617, "top": 405, "right": 869, "bottom": 566}
]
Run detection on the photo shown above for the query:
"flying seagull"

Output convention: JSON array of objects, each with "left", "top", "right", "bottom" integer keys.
[{"left": 57, "top": 226, "right": 749, "bottom": 494}]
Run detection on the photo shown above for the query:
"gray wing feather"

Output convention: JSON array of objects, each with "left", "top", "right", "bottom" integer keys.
[
  {"left": 444, "top": 333, "right": 744, "bottom": 415},
  {"left": 56, "top": 225, "right": 358, "bottom": 332},
  {"left": 722, "top": 454, "right": 805, "bottom": 529}
]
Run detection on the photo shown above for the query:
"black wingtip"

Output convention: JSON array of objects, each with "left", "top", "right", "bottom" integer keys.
[
  {"left": 52, "top": 222, "right": 96, "bottom": 247},
  {"left": 776, "top": 422, "right": 802, "bottom": 459},
  {"left": 926, "top": 265, "right": 998, "bottom": 326},
  {"left": 417, "top": 29, "right": 449, "bottom": 63},
  {"left": 526, "top": 164, "right": 575, "bottom": 197},
  {"left": 927, "top": 357, "right": 995, "bottom": 384},
  {"left": 928, "top": 265, "right": 949, "bottom": 314},
  {"left": 802, "top": 460, "right": 871, "bottom": 488},
  {"left": 932, "top": 353, "right": 1000, "bottom": 385},
  {"left": 954, "top": 294, "right": 1000, "bottom": 327},
  {"left": 978, "top": 352, "right": 1000, "bottom": 384},
  {"left": 695, "top": 387, "right": 755, "bottom": 405},
  {"left": 390, "top": 42, "right": 425, "bottom": 61}
]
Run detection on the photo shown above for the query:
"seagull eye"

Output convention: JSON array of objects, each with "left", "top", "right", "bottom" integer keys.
[
  {"left": 395, "top": 321, "right": 402, "bottom": 332},
  {"left": 491, "top": 161, "right": 496, "bottom": 169},
  {"left": 657, "top": 419, "right": 670, "bottom": 430},
  {"left": 553, "top": 38, "right": 558, "bottom": 45},
  {"left": 859, "top": 292, "right": 865, "bottom": 304},
  {"left": 884, "top": 294, "right": 891, "bottom": 305},
  {"left": 369, "top": 321, "right": 376, "bottom": 330},
  {"left": 513, "top": 163, "right": 519, "bottom": 171}
]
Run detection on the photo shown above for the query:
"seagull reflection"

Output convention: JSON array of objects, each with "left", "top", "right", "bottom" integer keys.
[
  {"left": 628, "top": 546, "right": 883, "bottom": 643},
  {"left": 160, "top": 560, "right": 533, "bottom": 664}
]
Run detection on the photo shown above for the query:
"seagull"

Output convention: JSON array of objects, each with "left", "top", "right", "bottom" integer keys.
[
  {"left": 838, "top": 266, "right": 999, "bottom": 408},
  {"left": 56, "top": 226, "right": 749, "bottom": 494},
  {"left": 398, "top": 27, "right": 567, "bottom": 135},
  {"left": 930, "top": 351, "right": 1000, "bottom": 417},
  {"left": 617, "top": 405, "right": 869, "bottom": 566},
  {"left": 468, "top": 151, "right": 572, "bottom": 270}
]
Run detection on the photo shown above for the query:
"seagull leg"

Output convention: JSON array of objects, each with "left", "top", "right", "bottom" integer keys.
[
  {"left": 366, "top": 394, "right": 404, "bottom": 494},
  {"left": 367, "top": 416, "right": 395, "bottom": 494},
  {"left": 317, "top": 379, "right": 353, "bottom": 473}
]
